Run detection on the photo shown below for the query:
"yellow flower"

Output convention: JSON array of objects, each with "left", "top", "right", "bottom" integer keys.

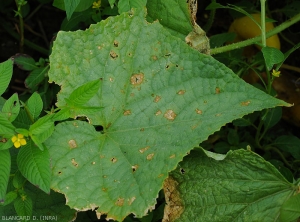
[
  {"left": 11, "top": 134, "right": 27, "bottom": 148},
  {"left": 92, "top": 0, "right": 101, "bottom": 9},
  {"left": 272, "top": 69, "right": 281, "bottom": 77}
]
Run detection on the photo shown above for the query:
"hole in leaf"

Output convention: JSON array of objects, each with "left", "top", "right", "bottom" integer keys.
[
  {"left": 113, "top": 40, "right": 119, "bottom": 47},
  {"left": 132, "top": 165, "right": 138, "bottom": 172},
  {"left": 94, "top": 125, "right": 104, "bottom": 132},
  {"left": 110, "top": 51, "right": 118, "bottom": 59},
  {"left": 180, "top": 168, "right": 185, "bottom": 174}
]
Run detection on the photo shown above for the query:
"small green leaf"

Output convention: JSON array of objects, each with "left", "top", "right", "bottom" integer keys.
[
  {"left": 67, "top": 79, "right": 101, "bottom": 107},
  {"left": 108, "top": 0, "right": 116, "bottom": 7},
  {"left": 227, "top": 128, "right": 239, "bottom": 145},
  {"left": 12, "top": 109, "right": 32, "bottom": 129},
  {"left": 280, "top": 194, "right": 300, "bottom": 222},
  {"left": 14, "top": 195, "right": 33, "bottom": 216},
  {"left": 119, "top": 0, "right": 147, "bottom": 14},
  {"left": 1, "top": 191, "right": 18, "bottom": 206},
  {"left": 29, "top": 115, "right": 53, "bottom": 135},
  {"left": 26, "top": 92, "right": 43, "bottom": 121},
  {"left": 0, "top": 113, "right": 16, "bottom": 136},
  {"left": 17, "top": 140, "right": 50, "bottom": 193},
  {"left": 0, "top": 136, "right": 13, "bottom": 150},
  {"left": 0, "top": 59, "right": 13, "bottom": 96},
  {"left": 262, "top": 107, "right": 282, "bottom": 130},
  {"left": 0, "top": 149, "right": 11, "bottom": 202},
  {"left": 13, "top": 171, "right": 27, "bottom": 189},
  {"left": 274, "top": 135, "right": 300, "bottom": 159},
  {"left": 2, "top": 93, "right": 20, "bottom": 122},
  {"left": 12, "top": 54, "right": 38, "bottom": 71},
  {"left": 64, "top": 0, "right": 80, "bottom": 20},
  {"left": 52, "top": 108, "right": 71, "bottom": 122},
  {"left": 147, "top": 0, "right": 193, "bottom": 38},
  {"left": 167, "top": 149, "right": 294, "bottom": 221},
  {"left": 25, "top": 66, "right": 49, "bottom": 90},
  {"left": 262, "top": 47, "right": 285, "bottom": 70},
  {"left": 15, "top": 128, "right": 29, "bottom": 137}
]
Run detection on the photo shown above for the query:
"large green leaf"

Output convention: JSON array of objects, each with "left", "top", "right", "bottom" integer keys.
[
  {"left": 0, "top": 187, "right": 76, "bottom": 221},
  {"left": 0, "top": 59, "right": 13, "bottom": 96},
  {"left": 0, "top": 150, "right": 10, "bottom": 202},
  {"left": 47, "top": 10, "right": 289, "bottom": 220},
  {"left": 165, "top": 149, "right": 295, "bottom": 221},
  {"left": 147, "top": 0, "right": 193, "bottom": 38},
  {"left": 17, "top": 140, "right": 50, "bottom": 193}
]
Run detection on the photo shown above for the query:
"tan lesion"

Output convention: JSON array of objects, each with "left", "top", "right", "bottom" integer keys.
[
  {"left": 185, "top": 0, "right": 210, "bottom": 55},
  {"left": 162, "top": 177, "right": 184, "bottom": 222}
]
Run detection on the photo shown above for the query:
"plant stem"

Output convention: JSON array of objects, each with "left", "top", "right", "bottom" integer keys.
[
  {"left": 203, "top": 0, "right": 216, "bottom": 32},
  {"left": 266, "top": 146, "right": 293, "bottom": 169},
  {"left": 210, "top": 12, "right": 300, "bottom": 55},
  {"left": 1, "top": 20, "right": 49, "bottom": 56},
  {"left": 260, "top": 0, "right": 267, "bottom": 48},
  {"left": 15, "top": 0, "right": 25, "bottom": 52}
]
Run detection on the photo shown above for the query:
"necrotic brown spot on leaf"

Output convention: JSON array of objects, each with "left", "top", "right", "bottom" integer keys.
[
  {"left": 110, "top": 51, "right": 118, "bottom": 59},
  {"left": 158, "top": 174, "right": 164, "bottom": 178},
  {"left": 113, "top": 40, "right": 119, "bottom": 47},
  {"left": 139, "top": 146, "right": 150, "bottom": 153},
  {"left": 123, "top": 110, "right": 131, "bottom": 116},
  {"left": 164, "top": 110, "right": 177, "bottom": 121},
  {"left": 152, "top": 55, "right": 158, "bottom": 60},
  {"left": 155, "top": 110, "right": 162, "bottom": 116},
  {"left": 163, "top": 177, "right": 184, "bottom": 222},
  {"left": 111, "top": 157, "right": 117, "bottom": 163},
  {"left": 154, "top": 95, "right": 161, "bottom": 103},
  {"left": 71, "top": 158, "right": 78, "bottom": 167},
  {"left": 131, "top": 165, "right": 138, "bottom": 172},
  {"left": 215, "top": 87, "right": 221, "bottom": 94},
  {"left": 140, "top": 128, "right": 144, "bottom": 132},
  {"left": 169, "top": 154, "right": 175, "bottom": 158},
  {"left": 195, "top": 109, "right": 203, "bottom": 114},
  {"left": 115, "top": 198, "right": 124, "bottom": 206},
  {"left": 128, "top": 197, "right": 136, "bottom": 205},
  {"left": 147, "top": 153, "right": 154, "bottom": 160},
  {"left": 177, "top": 90, "right": 185, "bottom": 95},
  {"left": 68, "top": 139, "right": 77, "bottom": 149},
  {"left": 241, "top": 101, "right": 251, "bottom": 106},
  {"left": 130, "top": 73, "right": 144, "bottom": 85}
]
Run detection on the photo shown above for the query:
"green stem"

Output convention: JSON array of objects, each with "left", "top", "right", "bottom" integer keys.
[
  {"left": 210, "top": 12, "right": 300, "bottom": 55},
  {"left": 15, "top": 0, "right": 25, "bottom": 52},
  {"left": 1, "top": 20, "right": 49, "bottom": 56},
  {"left": 203, "top": 0, "right": 216, "bottom": 32},
  {"left": 266, "top": 146, "right": 293, "bottom": 169},
  {"left": 260, "top": 0, "right": 267, "bottom": 48}
]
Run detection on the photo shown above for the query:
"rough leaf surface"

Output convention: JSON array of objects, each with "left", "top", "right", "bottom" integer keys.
[
  {"left": 166, "top": 149, "right": 295, "bottom": 222},
  {"left": 47, "top": 10, "right": 288, "bottom": 221}
]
